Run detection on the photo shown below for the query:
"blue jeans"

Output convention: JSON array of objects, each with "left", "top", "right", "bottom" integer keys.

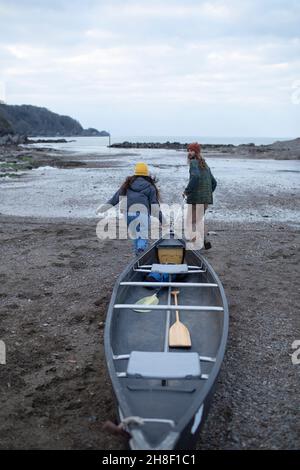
[{"left": 127, "top": 212, "right": 149, "bottom": 254}]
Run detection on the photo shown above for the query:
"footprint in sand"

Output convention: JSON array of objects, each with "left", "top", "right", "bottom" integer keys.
[
  {"left": 43, "top": 292, "right": 53, "bottom": 297},
  {"left": 69, "top": 261, "right": 85, "bottom": 270},
  {"left": 57, "top": 253, "right": 72, "bottom": 260},
  {"left": 17, "top": 292, "right": 41, "bottom": 300},
  {"left": 56, "top": 229, "right": 69, "bottom": 236},
  {"left": 63, "top": 291, "right": 81, "bottom": 300},
  {"left": 6, "top": 303, "right": 20, "bottom": 310}
]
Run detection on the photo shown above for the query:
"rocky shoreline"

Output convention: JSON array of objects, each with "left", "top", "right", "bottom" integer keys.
[
  {"left": 1, "top": 136, "right": 299, "bottom": 179},
  {"left": 0, "top": 144, "right": 87, "bottom": 178},
  {"left": 110, "top": 138, "right": 300, "bottom": 160},
  {"left": 0, "top": 134, "right": 29, "bottom": 146},
  {"left": 0, "top": 134, "right": 74, "bottom": 146}
]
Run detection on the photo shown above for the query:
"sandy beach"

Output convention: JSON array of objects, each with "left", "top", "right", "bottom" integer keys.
[
  {"left": 0, "top": 141, "right": 299, "bottom": 449},
  {"left": 0, "top": 216, "right": 299, "bottom": 449}
]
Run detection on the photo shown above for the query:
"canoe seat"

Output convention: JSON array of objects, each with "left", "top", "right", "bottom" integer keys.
[
  {"left": 151, "top": 264, "right": 188, "bottom": 274},
  {"left": 127, "top": 351, "right": 201, "bottom": 379}
]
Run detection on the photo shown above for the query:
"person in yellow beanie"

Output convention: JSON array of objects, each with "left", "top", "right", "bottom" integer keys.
[
  {"left": 134, "top": 162, "right": 149, "bottom": 176},
  {"left": 103, "top": 162, "right": 163, "bottom": 255}
]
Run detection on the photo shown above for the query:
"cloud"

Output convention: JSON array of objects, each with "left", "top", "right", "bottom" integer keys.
[
  {"left": 0, "top": 0, "right": 299, "bottom": 136},
  {"left": 84, "top": 29, "right": 119, "bottom": 40},
  {"left": 99, "top": 1, "right": 237, "bottom": 20}
]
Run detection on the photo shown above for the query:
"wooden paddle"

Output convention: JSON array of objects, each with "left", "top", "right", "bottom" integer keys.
[{"left": 169, "top": 290, "right": 191, "bottom": 348}]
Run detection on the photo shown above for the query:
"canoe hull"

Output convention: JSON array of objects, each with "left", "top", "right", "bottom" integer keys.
[{"left": 104, "top": 238, "right": 229, "bottom": 450}]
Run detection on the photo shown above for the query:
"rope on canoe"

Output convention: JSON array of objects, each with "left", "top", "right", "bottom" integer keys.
[{"left": 120, "top": 416, "right": 145, "bottom": 428}]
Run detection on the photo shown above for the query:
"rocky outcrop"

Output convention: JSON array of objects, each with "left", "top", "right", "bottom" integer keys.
[
  {"left": 109, "top": 139, "right": 300, "bottom": 160},
  {"left": 26, "top": 138, "right": 70, "bottom": 144},
  {"left": 110, "top": 141, "right": 237, "bottom": 150},
  {"left": 269, "top": 137, "right": 300, "bottom": 150},
  {"left": 110, "top": 141, "right": 189, "bottom": 150},
  {"left": 81, "top": 127, "right": 109, "bottom": 137},
  {"left": 0, "top": 103, "right": 109, "bottom": 138},
  {"left": 0, "top": 134, "right": 28, "bottom": 146}
]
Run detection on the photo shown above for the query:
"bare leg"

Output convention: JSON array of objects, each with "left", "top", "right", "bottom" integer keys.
[
  {"left": 184, "top": 204, "right": 205, "bottom": 249},
  {"left": 203, "top": 204, "right": 211, "bottom": 249},
  {"left": 190, "top": 204, "right": 204, "bottom": 248}
]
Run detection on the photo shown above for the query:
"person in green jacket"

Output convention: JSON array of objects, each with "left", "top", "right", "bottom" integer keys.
[{"left": 183, "top": 142, "right": 217, "bottom": 249}]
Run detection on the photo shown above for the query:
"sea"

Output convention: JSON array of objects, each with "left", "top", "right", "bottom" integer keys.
[
  {"left": 0, "top": 135, "right": 299, "bottom": 225},
  {"left": 24, "top": 135, "right": 292, "bottom": 154}
]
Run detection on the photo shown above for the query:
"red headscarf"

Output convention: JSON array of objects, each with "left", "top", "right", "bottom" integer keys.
[{"left": 187, "top": 142, "right": 201, "bottom": 154}]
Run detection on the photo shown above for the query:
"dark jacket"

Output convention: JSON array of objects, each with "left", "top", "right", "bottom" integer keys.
[
  {"left": 185, "top": 160, "right": 217, "bottom": 204},
  {"left": 107, "top": 177, "right": 162, "bottom": 220}
]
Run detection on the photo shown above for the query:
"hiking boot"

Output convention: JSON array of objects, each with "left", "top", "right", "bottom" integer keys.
[{"left": 204, "top": 239, "right": 212, "bottom": 250}]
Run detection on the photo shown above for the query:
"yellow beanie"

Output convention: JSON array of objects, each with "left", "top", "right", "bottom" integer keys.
[{"left": 134, "top": 162, "right": 149, "bottom": 176}]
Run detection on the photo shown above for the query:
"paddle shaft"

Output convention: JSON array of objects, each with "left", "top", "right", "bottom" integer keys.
[
  {"left": 171, "top": 290, "right": 180, "bottom": 322},
  {"left": 148, "top": 286, "right": 164, "bottom": 301}
]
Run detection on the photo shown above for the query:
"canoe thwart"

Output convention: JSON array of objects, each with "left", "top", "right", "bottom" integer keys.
[
  {"left": 113, "top": 304, "right": 224, "bottom": 311},
  {"left": 127, "top": 385, "right": 197, "bottom": 393},
  {"left": 137, "top": 265, "right": 204, "bottom": 270},
  {"left": 120, "top": 282, "right": 218, "bottom": 287}
]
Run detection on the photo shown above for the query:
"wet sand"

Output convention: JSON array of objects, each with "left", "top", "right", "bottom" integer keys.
[{"left": 0, "top": 215, "right": 299, "bottom": 449}]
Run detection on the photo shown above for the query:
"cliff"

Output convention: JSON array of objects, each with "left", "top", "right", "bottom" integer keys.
[
  {"left": 0, "top": 113, "right": 14, "bottom": 137},
  {"left": 0, "top": 103, "right": 109, "bottom": 137}
]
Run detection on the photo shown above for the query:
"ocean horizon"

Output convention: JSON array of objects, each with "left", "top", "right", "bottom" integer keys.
[
  {"left": 110, "top": 135, "right": 293, "bottom": 145},
  {"left": 27, "top": 135, "right": 297, "bottom": 155}
]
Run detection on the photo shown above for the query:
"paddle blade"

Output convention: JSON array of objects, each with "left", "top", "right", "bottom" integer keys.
[
  {"left": 133, "top": 293, "right": 159, "bottom": 313},
  {"left": 169, "top": 321, "right": 192, "bottom": 348}
]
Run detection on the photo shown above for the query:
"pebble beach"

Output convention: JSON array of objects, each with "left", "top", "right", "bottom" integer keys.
[{"left": 0, "top": 138, "right": 299, "bottom": 449}]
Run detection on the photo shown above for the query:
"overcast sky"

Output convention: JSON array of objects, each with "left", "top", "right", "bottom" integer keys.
[{"left": 0, "top": 0, "right": 299, "bottom": 137}]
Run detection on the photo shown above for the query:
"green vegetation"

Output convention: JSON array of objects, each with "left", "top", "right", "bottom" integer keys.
[
  {"left": 20, "top": 155, "right": 33, "bottom": 161},
  {"left": 0, "top": 162, "right": 19, "bottom": 170},
  {"left": 0, "top": 156, "right": 34, "bottom": 175}
]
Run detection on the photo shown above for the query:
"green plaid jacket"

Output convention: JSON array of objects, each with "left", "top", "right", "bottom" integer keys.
[{"left": 185, "top": 160, "right": 217, "bottom": 204}]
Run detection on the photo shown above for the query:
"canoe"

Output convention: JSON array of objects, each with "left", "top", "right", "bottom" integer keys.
[{"left": 104, "top": 237, "right": 229, "bottom": 450}]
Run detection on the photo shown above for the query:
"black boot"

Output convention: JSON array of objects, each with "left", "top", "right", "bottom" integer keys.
[{"left": 204, "top": 238, "right": 212, "bottom": 250}]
